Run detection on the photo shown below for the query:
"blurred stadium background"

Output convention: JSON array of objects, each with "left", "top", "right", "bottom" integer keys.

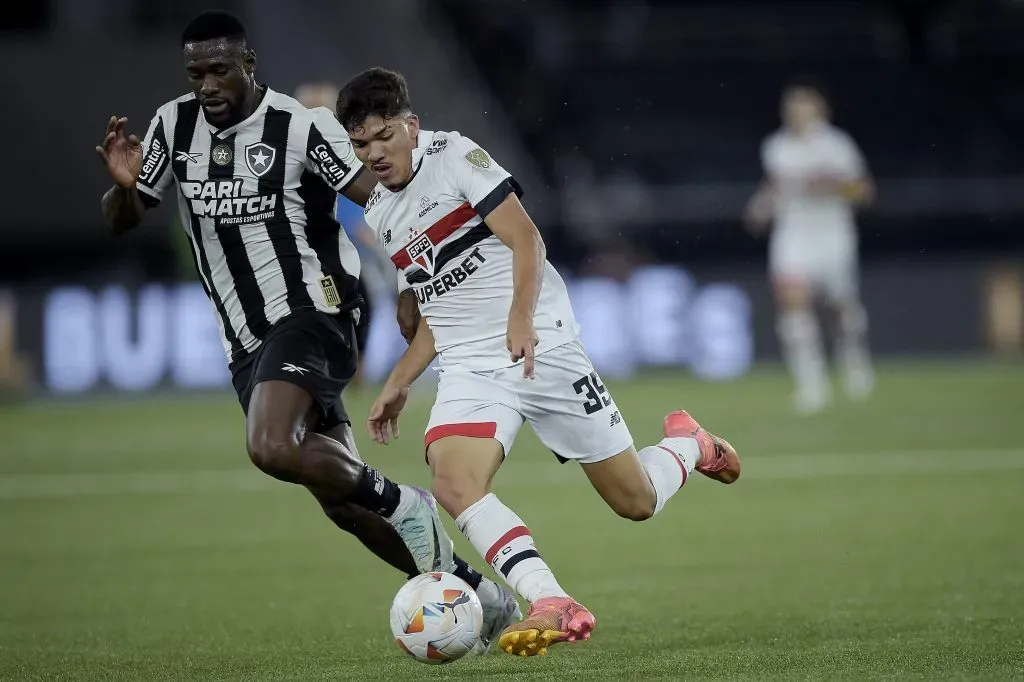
[{"left": 2, "top": 1, "right": 1022, "bottom": 679}]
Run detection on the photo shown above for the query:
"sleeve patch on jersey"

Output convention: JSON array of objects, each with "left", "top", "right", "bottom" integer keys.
[
  {"left": 464, "top": 148, "right": 491, "bottom": 169},
  {"left": 138, "top": 135, "right": 169, "bottom": 187}
]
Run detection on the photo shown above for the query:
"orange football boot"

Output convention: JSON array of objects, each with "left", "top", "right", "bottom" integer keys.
[
  {"left": 663, "top": 410, "right": 740, "bottom": 483},
  {"left": 497, "top": 596, "right": 595, "bottom": 657}
]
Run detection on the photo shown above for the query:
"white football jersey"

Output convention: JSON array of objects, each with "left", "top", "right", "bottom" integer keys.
[
  {"left": 761, "top": 123, "right": 866, "bottom": 240},
  {"left": 363, "top": 130, "right": 579, "bottom": 371}
]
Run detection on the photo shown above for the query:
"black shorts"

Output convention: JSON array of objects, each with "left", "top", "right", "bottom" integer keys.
[{"left": 229, "top": 310, "right": 358, "bottom": 433}]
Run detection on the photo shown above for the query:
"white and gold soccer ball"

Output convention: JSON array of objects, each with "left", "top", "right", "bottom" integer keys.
[{"left": 389, "top": 571, "right": 483, "bottom": 664}]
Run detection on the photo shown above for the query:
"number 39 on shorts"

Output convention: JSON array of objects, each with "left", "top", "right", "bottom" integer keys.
[{"left": 573, "top": 372, "right": 612, "bottom": 415}]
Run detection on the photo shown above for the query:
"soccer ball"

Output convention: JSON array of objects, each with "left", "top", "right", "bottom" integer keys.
[{"left": 389, "top": 571, "right": 483, "bottom": 664}]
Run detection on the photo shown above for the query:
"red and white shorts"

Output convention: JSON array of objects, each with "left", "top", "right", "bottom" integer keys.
[{"left": 424, "top": 341, "right": 634, "bottom": 463}]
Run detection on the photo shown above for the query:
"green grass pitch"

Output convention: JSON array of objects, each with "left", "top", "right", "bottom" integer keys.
[{"left": 1, "top": 361, "right": 1022, "bottom": 680}]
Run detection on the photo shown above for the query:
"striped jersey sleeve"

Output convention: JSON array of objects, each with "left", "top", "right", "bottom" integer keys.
[
  {"left": 135, "top": 106, "right": 176, "bottom": 207},
  {"left": 304, "top": 107, "right": 363, "bottom": 193}
]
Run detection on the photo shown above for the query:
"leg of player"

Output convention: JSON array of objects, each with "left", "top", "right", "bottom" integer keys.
[
  {"left": 580, "top": 410, "right": 740, "bottom": 520},
  {"left": 774, "top": 276, "right": 831, "bottom": 414},
  {"left": 832, "top": 299, "right": 874, "bottom": 401},
  {"left": 245, "top": 379, "right": 453, "bottom": 573},
  {"left": 307, "top": 423, "right": 521, "bottom": 654},
  {"left": 428, "top": 435, "right": 590, "bottom": 658}
]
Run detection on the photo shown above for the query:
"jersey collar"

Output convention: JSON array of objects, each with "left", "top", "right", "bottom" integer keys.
[
  {"left": 206, "top": 86, "right": 276, "bottom": 139},
  {"left": 388, "top": 130, "right": 434, "bottom": 193},
  {"left": 411, "top": 130, "right": 433, "bottom": 169}
]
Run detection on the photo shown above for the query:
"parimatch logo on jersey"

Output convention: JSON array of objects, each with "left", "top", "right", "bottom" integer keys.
[{"left": 180, "top": 179, "right": 277, "bottom": 225}]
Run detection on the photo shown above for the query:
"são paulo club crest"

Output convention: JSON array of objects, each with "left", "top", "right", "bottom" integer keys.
[
  {"left": 406, "top": 234, "right": 436, "bottom": 275},
  {"left": 244, "top": 142, "right": 276, "bottom": 177}
]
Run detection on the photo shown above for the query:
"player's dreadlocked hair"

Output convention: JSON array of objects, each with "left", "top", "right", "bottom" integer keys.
[
  {"left": 336, "top": 68, "right": 412, "bottom": 132},
  {"left": 181, "top": 10, "right": 247, "bottom": 48}
]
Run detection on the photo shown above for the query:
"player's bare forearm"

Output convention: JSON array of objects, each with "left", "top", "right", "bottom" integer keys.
[
  {"left": 341, "top": 168, "right": 376, "bottom": 207},
  {"left": 101, "top": 185, "right": 146, "bottom": 235},
  {"left": 396, "top": 288, "right": 421, "bottom": 344},
  {"left": 385, "top": 316, "right": 437, "bottom": 388},
  {"left": 745, "top": 180, "right": 776, "bottom": 232},
  {"left": 841, "top": 177, "right": 875, "bottom": 206},
  {"left": 487, "top": 195, "right": 545, "bottom": 318}
]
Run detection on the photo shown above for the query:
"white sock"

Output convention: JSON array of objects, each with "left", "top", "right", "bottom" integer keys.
[
  {"left": 777, "top": 310, "right": 829, "bottom": 400},
  {"left": 836, "top": 303, "right": 874, "bottom": 397},
  {"left": 455, "top": 493, "right": 569, "bottom": 603},
  {"left": 638, "top": 436, "right": 700, "bottom": 515}
]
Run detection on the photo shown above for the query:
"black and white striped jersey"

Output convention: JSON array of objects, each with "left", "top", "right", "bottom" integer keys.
[{"left": 135, "top": 87, "right": 364, "bottom": 362}]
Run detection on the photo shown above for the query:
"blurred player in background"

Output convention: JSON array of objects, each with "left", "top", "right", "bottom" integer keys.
[
  {"left": 295, "top": 83, "right": 396, "bottom": 387},
  {"left": 337, "top": 68, "right": 741, "bottom": 658},
  {"left": 94, "top": 11, "right": 519, "bottom": 652},
  {"left": 746, "top": 79, "right": 876, "bottom": 414}
]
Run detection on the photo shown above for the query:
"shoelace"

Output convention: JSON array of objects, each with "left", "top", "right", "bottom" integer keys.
[{"left": 395, "top": 517, "right": 431, "bottom": 560}]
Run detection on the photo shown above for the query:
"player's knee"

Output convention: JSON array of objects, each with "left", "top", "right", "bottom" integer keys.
[
  {"left": 837, "top": 302, "right": 868, "bottom": 336},
  {"left": 610, "top": 494, "right": 656, "bottom": 522},
  {"left": 430, "top": 469, "right": 486, "bottom": 519},
  {"left": 246, "top": 429, "right": 299, "bottom": 479}
]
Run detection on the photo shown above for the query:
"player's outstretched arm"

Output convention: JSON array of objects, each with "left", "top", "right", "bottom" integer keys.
[
  {"left": 744, "top": 179, "right": 775, "bottom": 234},
  {"left": 840, "top": 175, "right": 875, "bottom": 206},
  {"left": 486, "top": 194, "right": 544, "bottom": 378},
  {"left": 368, "top": 316, "right": 437, "bottom": 445},
  {"left": 340, "top": 168, "right": 376, "bottom": 208},
  {"left": 96, "top": 116, "right": 147, "bottom": 235}
]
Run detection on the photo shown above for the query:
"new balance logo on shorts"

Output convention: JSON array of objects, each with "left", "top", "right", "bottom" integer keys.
[{"left": 281, "top": 363, "right": 308, "bottom": 375}]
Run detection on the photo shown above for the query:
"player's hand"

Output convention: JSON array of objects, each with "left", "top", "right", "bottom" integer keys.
[
  {"left": 95, "top": 116, "right": 143, "bottom": 189},
  {"left": 506, "top": 310, "right": 539, "bottom": 379},
  {"left": 805, "top": 174, "right": 844, "bottom": 197},
  {"left": 367, "top": 383, "right": 410, "bottom": 445},
  {"left": 744, "top": 191, "right": 773, "bottom": 234}
]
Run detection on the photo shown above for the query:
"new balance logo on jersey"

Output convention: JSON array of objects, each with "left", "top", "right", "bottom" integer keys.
[
  {"left": 281, "top": 363, "right": 308, "bottom": 375},
  {"left": 415, "top": 247, "right": 486, "bottom": 304},
  {"left": 244, "top": 142, "right": 276, "bottom": 177},
  {"left": 180, "top": 180, "right": 277, "bottom": 224},
  {"left": 138, "top": 138, "right": 168, "bottom": 184},
  {"left": 407, "top": 234, "right": 436, "bottom": 275}
]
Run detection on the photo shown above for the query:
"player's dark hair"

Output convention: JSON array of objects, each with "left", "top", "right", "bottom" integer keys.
[
  {"left": 784, "top": 75, "right": 830, "bottom": 106},
  {"left": 181, "top": 10, "right": 247, "bottom": 48},
  {"left": 336, "top": 68, "right": 412, "bottom": 131}
]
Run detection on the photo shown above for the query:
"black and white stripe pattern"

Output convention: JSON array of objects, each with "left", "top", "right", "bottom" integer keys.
[{"left": 136, "top": 89, "right": 364, "bottom": 361}]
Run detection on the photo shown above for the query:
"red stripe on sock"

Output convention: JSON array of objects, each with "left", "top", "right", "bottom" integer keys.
[
  {"left": 485, "top": 525, "right": 530, "bottom": 565},
  {"left": 659, "top": 445, "right": 688, "bottom": 488},
  {"left": 425, "top": 422, "right": 498, "bottom": 447}
]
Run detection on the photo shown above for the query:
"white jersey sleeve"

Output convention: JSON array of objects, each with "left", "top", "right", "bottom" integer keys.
[
  {"left": 832, "top": 131, "right": 867, "bottom": 179},
  {"left": 135, "top": 107, "right": 175, "bottom": 207},
  {"left": 444, "top": 133, "right": 520, "bottom": 219},
  {"left": 304, "top": 107, "right": 364, "bottom": 193},
  {"left": 760, "top": 134, "right": 780, "bottom": 180}
]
